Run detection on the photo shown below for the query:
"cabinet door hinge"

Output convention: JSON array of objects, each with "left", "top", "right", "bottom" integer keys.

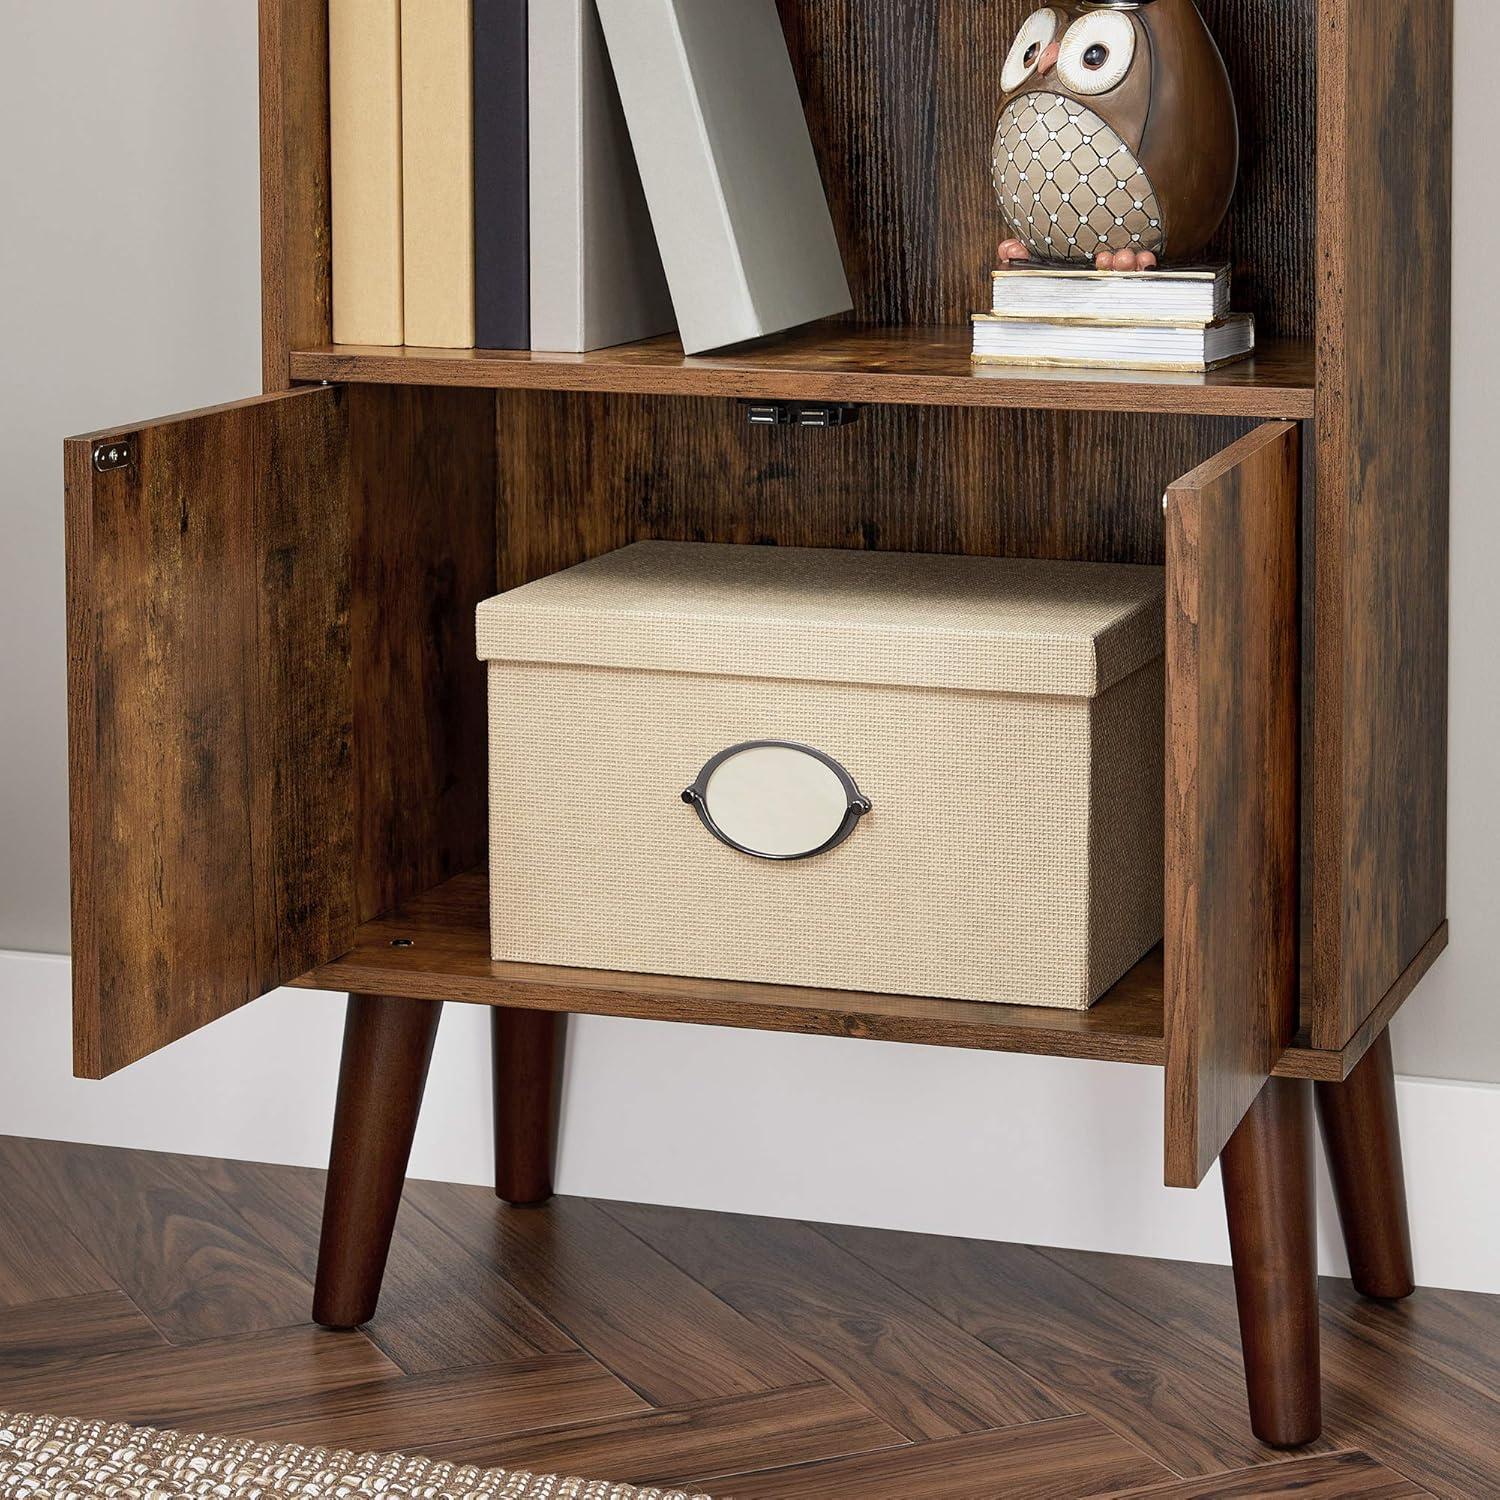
[{"left": 92, "top": 438, "right": 135, "bottom": 473}]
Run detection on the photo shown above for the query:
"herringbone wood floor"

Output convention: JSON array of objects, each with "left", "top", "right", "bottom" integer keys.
[{"left": 0, "top": 1136, "right": 1494, "bottom": 1497}]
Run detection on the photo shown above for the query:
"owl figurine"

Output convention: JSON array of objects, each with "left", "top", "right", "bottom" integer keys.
[{"left": 992, "top": 0, "right": 1238, "bottom": 269}]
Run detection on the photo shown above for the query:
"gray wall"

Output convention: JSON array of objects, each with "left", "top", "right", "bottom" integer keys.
[
  {"left": 0, "top": 1, "right": 1494, "bottom": 1083},
  {"left": 0, "top": 1, "right": 261, "bottom": 950}
]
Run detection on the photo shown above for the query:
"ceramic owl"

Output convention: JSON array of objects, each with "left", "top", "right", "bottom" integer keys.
[{"left": 992, "top": 0, "right": 1238, "bottom": 267}]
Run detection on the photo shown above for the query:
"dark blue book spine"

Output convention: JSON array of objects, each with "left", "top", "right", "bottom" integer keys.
[{"left": 473, "top": 0, "right": 528, "bottom": 349}]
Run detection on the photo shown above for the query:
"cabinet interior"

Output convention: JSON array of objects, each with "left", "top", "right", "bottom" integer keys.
[{"left": 301, "top": 0, "right": 1327, "bottom": 1045}]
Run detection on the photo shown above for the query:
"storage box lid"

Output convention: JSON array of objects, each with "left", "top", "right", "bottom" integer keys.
[{"left": 476, "top": 542, "right": 1163, "bottom": 698}]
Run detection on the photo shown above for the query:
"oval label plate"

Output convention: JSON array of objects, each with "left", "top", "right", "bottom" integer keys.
[{"left": 682, "top": 741, "right": 872, "bottom": 861}]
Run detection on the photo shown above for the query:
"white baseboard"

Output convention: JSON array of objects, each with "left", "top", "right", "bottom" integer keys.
[{"left": 2, "top": 948, "right": 1496, "bottom": 1294}]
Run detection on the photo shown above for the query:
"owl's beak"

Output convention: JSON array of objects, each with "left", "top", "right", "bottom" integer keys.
[{"left": 1036, "top": 40, "right": 1061, "bottom": 76}]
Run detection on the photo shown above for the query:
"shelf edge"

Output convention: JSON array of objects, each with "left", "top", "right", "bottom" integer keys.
[{"left": 289, "top": 348, "right": 1316, "bottom": 419}]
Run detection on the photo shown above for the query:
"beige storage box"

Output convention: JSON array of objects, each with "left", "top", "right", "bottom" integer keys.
[{"left": 477, "top": 542, "right": 1165, "bottom": 1009}]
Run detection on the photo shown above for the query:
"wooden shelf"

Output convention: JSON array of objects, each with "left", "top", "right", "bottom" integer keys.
[
  {"left": 289, "top": 870, "right": 1443, "bottom": 1080},
  {"left": 289, "top": 323, "right": 1315, "bottom": 420},
  {"left": 292, "top": 871, "right": 1166, "bottom": 1064}
]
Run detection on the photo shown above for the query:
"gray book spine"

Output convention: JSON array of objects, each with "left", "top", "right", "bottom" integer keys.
[
  {"left": 594, "top": 0, "right": 852, "bottom": 355},
  {"left": 528, "top": 0, "right": 675, "bottom": 352}
]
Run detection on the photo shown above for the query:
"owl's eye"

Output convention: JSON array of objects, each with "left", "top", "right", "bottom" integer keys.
[
  {"left": 1002, "top": 8, "right": 1061, "bottom": 94},
  {"left": 1056, "top": 11, "right": 1136, "bottom": 95}
]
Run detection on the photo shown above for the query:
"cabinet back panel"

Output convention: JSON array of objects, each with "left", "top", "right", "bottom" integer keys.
[
  {"left": 349, "top": 386, "right": 497, "bottom": 924},
  {"left": 777, "top": 0, "right": 1316, "bottom": 337},
  {"left": 497, "top": 392, "right": 1249, "bottom": 568}
]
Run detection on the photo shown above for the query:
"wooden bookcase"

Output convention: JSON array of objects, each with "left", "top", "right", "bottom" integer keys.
[{"left": 63, "top": 0, "right": 1451, "bottom": 1449}]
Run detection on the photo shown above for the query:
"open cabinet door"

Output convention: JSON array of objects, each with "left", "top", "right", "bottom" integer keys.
[
  {"left": 65, "top": 389, "right": 355, "bottom": 1078},
  {"left": 1164, "top": 421, "right": 1300, "bottom": 1188}
]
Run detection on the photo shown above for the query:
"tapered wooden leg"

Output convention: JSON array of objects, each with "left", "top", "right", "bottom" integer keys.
[
  {"left": 313, "top": 993, "right": 443, "bottom": 1328},
  {"left": 1315, "top": 1029, "right": 1415, "bottom": 1300},
  {"left": 492, "top": 1007, "right": 565, "bottom": 1205},
  {"left": 1221, "top": 1076, "right": 1322, "bottom": 1448}
]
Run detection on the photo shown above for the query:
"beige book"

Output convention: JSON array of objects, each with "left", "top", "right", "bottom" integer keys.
[
  {"left": 329, "top": 0, "right": 404, "bottom": 345},
  {"left": 401, "top": 0, "right": 475, "bottom": 348}
]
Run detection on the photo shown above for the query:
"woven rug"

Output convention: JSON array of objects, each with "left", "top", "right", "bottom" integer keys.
[{"left": 0, "top": 1411, "right": 712, "bottom": 1499}]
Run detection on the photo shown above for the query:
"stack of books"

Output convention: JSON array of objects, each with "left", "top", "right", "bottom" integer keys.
[
  {"left": 970, "top": 263, "right": 1254, "bottom": 373},
  {"left": 330, "top": 0, "right": 850, "bottom": 356}
]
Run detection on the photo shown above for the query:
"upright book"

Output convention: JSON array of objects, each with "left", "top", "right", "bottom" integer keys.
[
  {"left": 329, "top": 0, "right": 403, "bottom": 345},
  {"left": 528, "top": 0, "right": 674, "bottom": 352},
  {"left": 473, "top": 0, "right": 529, "bottom": 350},
  {"left": 402, "top": 0, "right": 476, "bottom": 348},
  {"left": 595, "top": 0, "right": 852, "bottom": 354}
]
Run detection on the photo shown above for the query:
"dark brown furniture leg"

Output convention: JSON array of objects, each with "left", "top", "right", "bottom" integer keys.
[
  {"left": 492, "top": 1007, "right": 565, "bottom": 1205},
  {"left": 1315, "top": 1028, "right": 1415, "bottom": 1300},
  {"left": 1220, "top": 1076, "right": 1322, "bottom": 1448},
  {"left": 313, "top": 993, "right": 443, "bottom": 1328}
]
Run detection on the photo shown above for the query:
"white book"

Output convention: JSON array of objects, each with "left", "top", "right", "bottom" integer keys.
[
  {"left": 595, "top": 0, "right": 852, "bottom": 355},
  {"left": 992, "top": 264, "right": 1231, "bottom": 325},
  {"left": 528, "top": 0, "right": 675, "bottom": 352},
  {"left": 971, "top": 313, "right": 1256, "bottom": 373}
]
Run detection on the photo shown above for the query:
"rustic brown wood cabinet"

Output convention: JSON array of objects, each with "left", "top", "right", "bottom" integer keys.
[{"left": 62, "top": 0, "right": 1450, "bottom": 1450}]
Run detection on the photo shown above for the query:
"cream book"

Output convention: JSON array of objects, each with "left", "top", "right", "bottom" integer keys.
[
  {"left": 402, "top": 0, "right": 475, "bottom": 348},
  {"left": 329, "top": 0, "right": 403, "bottom": 345},
  {"left": 971, "top": 312, "right": 1255, "bottom": 372},
  {"left": 595, "top": 0, "right": 851, "bottom": 354},
  {"left": 992, "top": 263, "right": 1232, "bottom": 324}
]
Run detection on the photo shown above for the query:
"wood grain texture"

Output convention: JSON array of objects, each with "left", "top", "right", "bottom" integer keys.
[
  {"left": 605, "top": 1201, "right": 1067, "bottom": 1440},
  {"left": 0, "top": 1136, "right": 312, "bottom": 1346},
  {"left": 288, "top": 868, "right": 1411, "bottom": 1080},
  {"left": 492, "top": 1008, "right": 565, "bottom": 1205},
  {"left": 259, "top": 0, "right": 331, "bottom": 389},
  {"left": 403, "top": 1186, "right": 815, "bottom": 1407},
  {"left": 824, "top": 1222, "right": 1305, "bottom": 1478},
  {"left": 1194, "top": 2, "right": 1316, "bottom": 339},
  {"left": 65, "top": 388, "right": 353, "bottom": 1078},
  {"left": 495, "top": 391, "right": 1254, "bottom": 570},
  {"left": 0, "top": 1324, "right": 398, "bottom": 1430},
  {"left": 194, "top": 1156, "right": 571, "bottom": 1375},
  {"left": 1220, "top": 1079, "right": 1322, "bottom": 1448},
  {"left": 65, "top": 383, "right": 496, "bottom": 1076},
  {"left": 0, "top": 1291, "right": 166, "bottom": 1370},
  {"left": 1103, "top": 1450, "right": 1427, "bottom": 1498},
  {"left": 291, "top": 330, "right": 1315, "bottom": 418},
  {"left": 3, "top": 1143, "right": 1497, "bottom": 1496},
  {"left": 769, "top": 0, "right": 1314, "bottom": 338},
  {"left": 292, "top": 870, "right": 1170, "bottom": 1064},
  {"left": 190, "top": 1352, "right": 648, "bottom": 1456},
  {"left": 0, "top": 1146, "right": 115, "bottom": 1308},
  {"left": 347, "top": 385, "right": 496, "bottom": 923},
  {"left": 1316, "top": 1277, "right": 1500, "bottom": 1408},
  {"left": 1315, "top": 1030, "right": 1415, "bottom": 1302},
  {"left": 424, "top": 1382, "right": 903, "bottom": 1489},
  {"left": 1164, "top": 422, "right": 1301, "bottom": 1187},
  {"left": 716, "top": 1417, "right": 1168, "bottom": 1499},
  {"left": 314, "top": 995, "right": 443, "bottom": 1330},
  {"left": 1311, "top": 0, "right": 1452, "bottom": 1049},
  {"left": 1282, "top": 923, "right": 1447, "bottom": 1082},
  {"left": 1049, "top": 1246, "right": 1500, "bottom": 1498}
]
